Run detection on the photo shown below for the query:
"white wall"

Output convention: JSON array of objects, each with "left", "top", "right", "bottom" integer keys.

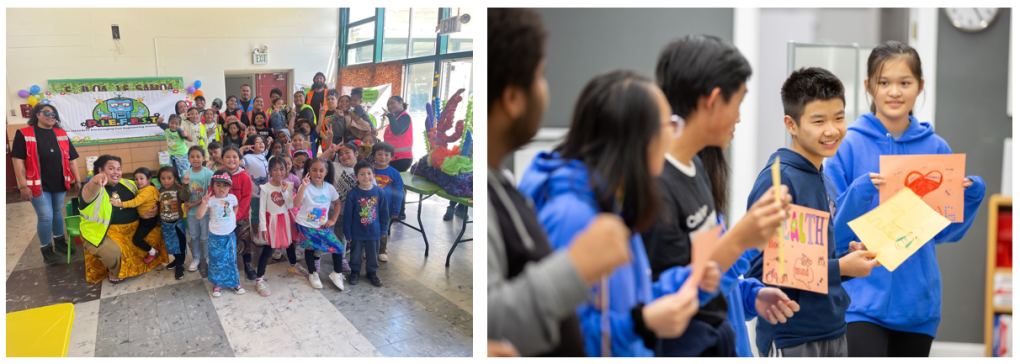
[{"left": 6, "top": 8, "right": 340, "bottom": 124}]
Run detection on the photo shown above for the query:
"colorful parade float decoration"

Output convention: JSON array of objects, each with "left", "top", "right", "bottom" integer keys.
[{"left": 410, "top": 88, "right": 472, "bottom": 197}]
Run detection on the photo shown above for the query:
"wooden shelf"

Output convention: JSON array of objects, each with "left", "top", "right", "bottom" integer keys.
[{"left": 985, "top": 194, "right": 1012, "bottom": 357}]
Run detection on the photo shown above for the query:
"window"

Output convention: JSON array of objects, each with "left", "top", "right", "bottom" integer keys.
[
  {"left": 347, "top": 45, "right": 374, "bottom": 65},
  {"left": 410, "top": 8, "right": 440, "bottom": 58},
  {"left": 347, "top": 22, "right": 375, "bottom": 44},
  {"left": 404, "top": 62, "right": 435, "bottom": 160},
  {"left": 404, "top": 62, "right": 434, "bottom": 122},
  {"left": 349, "top": 7, "right": 376, "bottom": 23},
  {"left": 440, "top": 58, "right": 473, "bottom": 124},
  {"left": 382, "top": 8, "right": 410, "bottom": 61},
  {"left": 447, "top": 8, "right": 473, "bottom": 53}
]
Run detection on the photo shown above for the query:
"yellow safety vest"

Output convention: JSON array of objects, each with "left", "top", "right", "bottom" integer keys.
[{"left": 79, "top": 179, "right": 137, "bottom": 247}]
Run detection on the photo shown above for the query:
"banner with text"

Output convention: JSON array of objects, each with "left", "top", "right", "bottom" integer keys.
[
  {"left": 48, "top": 77, "right": 185, "bottom": 94},
  {"left": 49, "top": 89, "right": 186, "bottom": 143}
]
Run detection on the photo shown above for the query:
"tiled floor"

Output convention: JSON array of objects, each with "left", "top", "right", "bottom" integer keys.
[{"left": 6, "top": 192, "right": 473, "bottom": 357}]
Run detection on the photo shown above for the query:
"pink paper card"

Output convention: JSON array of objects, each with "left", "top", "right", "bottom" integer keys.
[
  {"left": 879, "top": 154, "right": 966, "bottom": 223},
  {"left": 763, "top": 204, "right": 830, "bottom": 294},
  {"left": 688, "top": 225, "right": 722, "bottom": 289}
]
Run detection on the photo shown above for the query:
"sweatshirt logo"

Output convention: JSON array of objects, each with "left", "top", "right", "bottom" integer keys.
[{"left": 686, "top": 205, "right": 709, "bottom": 229}]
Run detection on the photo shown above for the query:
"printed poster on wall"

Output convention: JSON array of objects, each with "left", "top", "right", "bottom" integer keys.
[
  {"left": 47, "top": 89, "right": 186, "bottom": 143},
  {"left": 44, "top": 77, "right": 188, "bottom": 143},
  {"left": 879, "top": 154, "right": 967, "bottom": 223},
  {"left": 763, "top": 204, "right": 831, "bottom": 294},
  {"left": 341, "top": 84, "right": 392, "bottom": 129}
]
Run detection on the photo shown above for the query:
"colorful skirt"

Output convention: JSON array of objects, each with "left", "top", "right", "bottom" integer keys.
[
  {"left": 208, "top": 232, "right": 240, "bottom": 288},
  {"left": 161, "top": 219, "right": 186, "bottom": 255},
  {"left": 234, "top": 218, "right": 253, "bottom": 256},
  {"left": 297, "top": 224, "right": 344, "bottom": 254},
  {"left": 83, "top": 220, "right": 169, "bottom": 284},
  {"left": 170, "top": 154, "right": 191, "bottom": 179}
]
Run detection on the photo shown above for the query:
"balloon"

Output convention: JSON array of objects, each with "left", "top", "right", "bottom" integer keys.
[
  {"left": 187, "top": 86, "right": 196, "bottom": 94},
  {"left": 30, "top": 85, "right": 40, "bottom": 94},
  {"left": 194, "top": 80, "right": 202, "bottom": 89},
  {"left": 18, "top": 90, "right": 29, "bottom": 98},
  {"left": 27, "top": 95, "right": 38, "bottom": 106},
  {"left": 193, "top": 90, "right": 204, "bottom": 97}
]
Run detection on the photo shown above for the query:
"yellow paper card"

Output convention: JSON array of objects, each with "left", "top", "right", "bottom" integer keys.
[
  {"left": 847, "top": 188, "right": 951, "bottom": 271},
  {"left": 771, "top": 157, "right": 785, "bottom": 279}
]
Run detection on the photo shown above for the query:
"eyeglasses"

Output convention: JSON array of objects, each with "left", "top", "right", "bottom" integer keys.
[
  {"left": 41, "top": 110, "right": 57, "bottom": 119},
  {"left": 664, "top": 114, "right": 685, "bottom": 138}
]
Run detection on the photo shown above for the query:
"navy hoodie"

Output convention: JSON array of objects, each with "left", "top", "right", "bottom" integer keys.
[
  {"left": 518, "top": 152, "right": 704, "bottom": 357},
  {"left": 824, "top": 113, "right": 985, "bottom": 337},
  {"left": 745, "top": 148, "right": 851, "bottom": 354}
]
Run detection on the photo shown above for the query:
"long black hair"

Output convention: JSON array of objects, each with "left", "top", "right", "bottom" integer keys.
[
  {"left": 174, "top": 100, "right": 188, "bottom": 116},
  {"left": 697, "top": 147, "right": 729, "bottom": 216},
  {"left": 554, "top": 69, "right": 664, "bottom": 232},
  {"left": 303, "top": 157, "right": 336, "bottom": 185},
  {"left": 866, "top": 40, "right": 924, "bottom": 115},
  {"left": 27, "top": 104, "right": 62, "bottom": 129}
]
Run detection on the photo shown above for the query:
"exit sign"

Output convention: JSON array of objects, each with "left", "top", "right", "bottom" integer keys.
[
  {"left": 253, "top": 52, "right": 268, "bottom": 65},
  {"left": 438, "top": 16, "right": 462, "bottom": 35}
]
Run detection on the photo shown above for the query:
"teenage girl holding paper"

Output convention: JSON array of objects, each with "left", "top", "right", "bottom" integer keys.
[
  {"left": 824, "top": 41, "right": 986, "bottom": 357},
  {"left": 517, "top": 70, "right": 701, "bottom": 357}
]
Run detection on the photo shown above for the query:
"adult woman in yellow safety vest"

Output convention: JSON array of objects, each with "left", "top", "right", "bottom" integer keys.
[
  {"left": 11, "top": 104, "right": 84, "bottom": 266},
  {"left": 78, "top": 155, "right": 166, "bottom": 284}
]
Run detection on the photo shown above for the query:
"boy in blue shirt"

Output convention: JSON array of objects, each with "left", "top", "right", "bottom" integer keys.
[
  {"left": 371, "top": 142, "right": 404, "bottom": 263},
  {"left": 343, "top": 161, "right": 390, "bottom": 287},
  {"left": 745, "top": 67, "right": 880, "bottom": 357}
]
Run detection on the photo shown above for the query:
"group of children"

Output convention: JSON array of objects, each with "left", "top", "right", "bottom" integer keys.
[
  {"left": 489, "top": 8, "right": 987, "bottom": 358},
  {"left": 115, "top": 87, "right": 407, "bottom": 297}
]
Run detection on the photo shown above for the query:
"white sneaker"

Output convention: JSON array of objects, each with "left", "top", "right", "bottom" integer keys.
[
  {"left": 212, "top": 287, "right": 222, "bottom": 298},
  {"left": 308, "top": 272, "right": 323, "bottom": 289},
  {"left": 189, "top": 259, "right": 200, "bottom": 272},
  {"left": 234, "top": 286, "right": 246, "bottom": 295},
  {"left": 328, "top": 272, "right": 346, "bottom": 291},
  {"left": 272, "top": 249, "right": 283, "bottom": 260},
  {"left": 378, "top": 253, "right": 388, "bottom": 262}
]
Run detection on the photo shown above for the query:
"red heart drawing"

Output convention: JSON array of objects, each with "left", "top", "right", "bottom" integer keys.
[
  {"left": 905, "top": 170, "right": 943, "bottom": 198},
  {"left": 271, "top": 191, "right": 285, "bottom": 207}
]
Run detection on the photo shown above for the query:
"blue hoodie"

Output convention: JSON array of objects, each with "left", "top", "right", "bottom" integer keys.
[
  {"left": 824, "top": 113, "right": 985, "bottom": 337},
  {"left": 746, "top": 148, "right": 851, "bottom": 354},
  {"left": 717, "top": 213, "right": 766, "bottom": 357},
  {"left": 518, "top": 151, "right": 704, "bottom": 357}
]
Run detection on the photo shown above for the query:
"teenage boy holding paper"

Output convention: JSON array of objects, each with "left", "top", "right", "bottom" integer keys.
[{"left": 745, "top": 67, "right": 880, "bottom": 357}]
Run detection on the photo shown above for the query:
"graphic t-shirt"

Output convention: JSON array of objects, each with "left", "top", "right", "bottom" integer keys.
[
  {"left": 342, "top": 185, "right": 390, "bottom": 241},
  {"left": 331, "top": 162, "right": 357, "bottom": 203},
  {"left": 165, "top": 128, "right": 188, "bottom": 156},
  {"left": 158, "top": 184, "right": 192, "bottom": 222},
  {"left": 242, "top": 152, "right": 269, "bottom": 195},
  {"left": 295, "top": 183, "right": 340, "bottom": 229},
  {"left": 207, "top": 194, "right": 238, "bottom": 235},
  {"left": 184, "top": 167, "right": 214, "bottom": 216}
]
